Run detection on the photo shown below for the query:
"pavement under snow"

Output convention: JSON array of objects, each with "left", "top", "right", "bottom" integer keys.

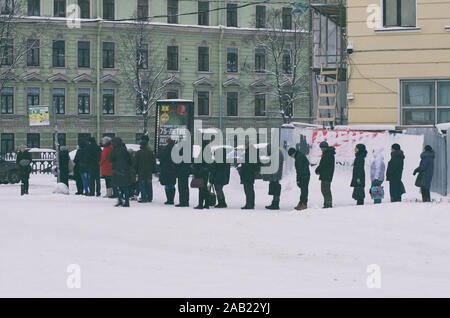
[{"left": 1, "top": 169, "right": 449, "bottom": 298}]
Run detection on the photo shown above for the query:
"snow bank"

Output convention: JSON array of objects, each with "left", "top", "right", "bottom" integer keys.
[{"left": 52, "top": 183, "right": 69, "bottom": 195}]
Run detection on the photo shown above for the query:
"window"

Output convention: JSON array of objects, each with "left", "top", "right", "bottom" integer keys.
[
  {"left": 102, "top": 89, "right": 115, "bottom": 114},
  {"left": 227, "top": 92, "right": 238, "bottom": 116},
  {"left": 78, "top": 41, "right": 90, "bottom": 68},
  {"left": 52, "top": 40, "right": 65, "bottom": 67},
  {"left": 78, "top": 0, "right": 90, "bottom": 18},
  {"left": 54, "top": 0, "right": 66, "bottom": 17},
  {"left": 1, "top": 87, "right": 13, "bottom": 114},
  {"left": 167, "top": 90, "right": 178, "bottom": 99},
  {"left": 167, "top": 0, "right": 178, "bottom": 24},
  {"left": 78, "top": 88, "right": 90, "bottom": 114},
  {"left": 383, "top": 0, "right": 416, "bottom": 27},
  {"left": 282, "top": 7, "right": 292, "bottom": 30},
  {"left": 102, "top": 42, "right": 114, "bottom": 68},
  {"left": 27, "top": 133, "right": 40, "bottom": 149},
  {"left": 27, "top": 39, "right": 40, "bottom": 67},
  {"left": 198, "top": 46, "right": 209, "bottom": 72},
  {"left": 137, "top": 43, "right": 148, "bottom": 69},
  {"left": 28, "top": 0, "right": 40, "bottom": 16},
  {"left": 282, "top": 49, "right": 292, "bottom": 74},
  {"left": 54, "top": 133, "right": 66, "bottom": 149},
  {"left": 78, "top": 133, "right": 90, "bottom": 145},
  {"left": 0, "top": 38, "right": 13, "bottom": 66},
  {"left": 197, "top": 91, "right": 209, "bottom": 116},
  {"left": 401, "top": 80, "right": 450, "bottom": 125},
  {"left": 256, "top": 5, "right": 266, "bottom": 28},
  {"left": 255, "top": 48, "right": 265, "bottom": 73},
  {"left": 27, "top": 88, "right": 40, "bottom": 106},
  {"left": 103, "top": 0, "right": 114, "bottom": 20},
  {"left": 53, "top": 88, "right": 65, "bottom": 114},
  {"left": 137, "top": 0, "right": 148, "bottom": 19},
  {"left": 1, "top": 133, "right": 14, "bottom": 155},
  {"left": 227, "top": 3, "right": 237, "bottom": 27},
  {"left": 227, "top": 48, "right": 238, "bottom": 73},
  {"left": 255, "top": 94, "right": 266, "bottom": 116},
  {"left": 1, "top": 0, "right": 14, "bottom": 14},
  {"left": 198, "top": 1, "right": 209, "bottom": 26},
  {"left": 167, "top": 45, "right": 178, "bottom": 71}
]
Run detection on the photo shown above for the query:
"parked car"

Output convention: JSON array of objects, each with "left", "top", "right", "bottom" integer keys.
[{"left": 0, "top": 158, "right": 21, "bottom": 184}]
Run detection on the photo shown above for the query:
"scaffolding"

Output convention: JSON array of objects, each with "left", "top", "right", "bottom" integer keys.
[{"left": 310, "top": 0, "right": 347, "bottom": 127}]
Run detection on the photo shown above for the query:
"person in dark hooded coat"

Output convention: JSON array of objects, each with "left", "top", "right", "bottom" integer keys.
[
  {"left": 134, "top": 140, "right": 156, "bottom": 203},
  {"left": 16, "top": 145, "right": 32, "bottom": 195},
  {"left": 158, "top": 138, "right": 177, "bottom": 205},
  {"left": 74, "top": 140, "right": 90, "bottom": 195},
  {"left": 262, "top": 144, "right": 284, "bottom": 210},
  {"left": 87, "top": 137, "right": 102, "bottom": 196},
  {"left": 175, "top": 148, "right": 191, "bottom": 207},
  {"left": 109, "top": 137, "right": 132, "bottom": 207},
  {"left": 238, "top": 143, "right": 260, "bottom": 210},
  {"left": 58, "top": 146, "right": 70, "bottom": 187},
  {"left": 413, "top": 145, "right": 435, "bottom": 202},
  {"left": 386, "top": 143, "right": 406, "bottom": 202},
  {"left": 351, "top": 143, "right": 367, "bottom": 205},
  {"left": 315, "top": 141, "right": 335, "bottom": 208},
  {"left": 288, "top": 147, "right": 310, "bottom": 210},
  {"left": 210, "top": 148, "right": 231, "bottom": 208}
]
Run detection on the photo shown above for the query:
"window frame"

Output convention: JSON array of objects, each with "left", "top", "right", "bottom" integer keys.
[
  {"left": 137, "top": 0, "right": 149, "bottom": 19},
  {"left": 197, "top": 46, "right": 210, "bottom": 72},
  {"left": 26, "top": 39, "right": 40, "bottom": 67},
  {"left": 1, "top": 87, "right": 14, "bottom": 115},
  {"left": 197, "top": 90, "right": 210, "bottom": 116},
  {"left": 103, "top": 0, "right": 114, "bottom": 20},
  {"left": 102, "top": 41, "right": 115, "bottom": 69},
  {"left": 26, "top": 87, "right": 40, "bottom": 107},
  {"left": 226, "top": 91, "right": 238, "bottom": 117},
  {"left": 77, "top": 87, "right": 91, "bottom": 115},
  {"left": 52, "top": 87, "right": 66, "bottom": 115},
  {"left": 198, "top": 1, "right": 209, "bottom": 26},
  {"left": 27, "top": 133, "right": 40, "bottom": 149},
  {"left": 52, "top": 40, "right": 66, "bottom": 68},
  {"left": 53, "top": 0, "right": 66, "bottom": 18},
  {"left": 167, "top": 0, "right": 178, "bottom": 24},
  {"left": 254, "top": 93, "right": 266, "bottom": 117},
  {"left": 226, "top": 3, "right": 238, "bottom": 27},
  {"left": 382, "top": 0, "right": 417, "bottom": 28},
  {"left": 167, "top": 45, "right": 179, "bottom": 72},
  {"left": 136, "top": 43, "right": 149, "bottom": 69},
  {"left": 1, "top": 133, "right": 14, "bottom": 155},
  {"left": 102, "top": 88, "right": 115, "bottom": 115},
  {"left": 27, "top": 0, "right": 40, "bottom": 16},
  {"left": 226, "top": 47, "right": 239, "bottom": 73},
  {"left": 254, "top": 48, "right": 265, "bottom": 73},
  {"left": 255, "top": 5, "right": 266, "bottom": 28},
  {"left": 77, "top": 40, "right": 90, "bottom": 68},
  {"left": 78, "top": 0, "right": 90, "bottom": 19},
  {"left": 0, "top": 38, "right": 13, "bottom": 66}
]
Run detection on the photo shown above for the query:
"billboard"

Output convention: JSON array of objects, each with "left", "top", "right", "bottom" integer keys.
[
  {"left": 155, "top": 100, "right": 194, "bottom": 155},
  {"left": 28, "top": 105, "right": 50, "bottom": 126}
]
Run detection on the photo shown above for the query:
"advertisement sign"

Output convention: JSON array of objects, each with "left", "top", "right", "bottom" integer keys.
[
  {"left": 28, "top": 106, "right": 50, "bottom": 127},
  {"left": 155, "top": 100, "right": 194, "bottom": 155}
]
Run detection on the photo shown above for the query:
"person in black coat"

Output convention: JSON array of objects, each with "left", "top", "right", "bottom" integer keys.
[
  {"left": 413, "top": 145, "right": 435, "bottom": 202},
  {"left": 238, "top": 144, "right": 260, "bottom": 210},
  {"left": 58, "top": 146, "right": 70, "bottom": 188},
  {"left": 74, "top": 140, "right": 90, "bottom": 195},
  {"left": 73, "top": 145, "right": 84, "bottom": 195},
  {"left": 315, "top": 141, "right": 335, "bottom": 208},
  {"left": 87, "top": 137, "right": 102, "bottom": 196},
  {"left": 16, "top": 145, "right": 32, "bottom": 195},
  {"left": 134, "top": 140, "right": 157, "bottom": 203},
  {"left": 175, "top": 148, "right": 191, "bottom": 207},
  {"left": 158, "top": 138, "right": 177, "bottom": 205},
  {"left": 351, "top": 144, "right": 367, "bottom": 206},
  {"left": 262, "top": 145, "right": 284, "bottom": 210},
  {"left": 210, "top": 148, "right": 231, "bottom": 208},
  {"left": 288, "top": 147, "right": 310, "bottom": 210},
  {"left": 109, "top": 137, "right": 132, "bottom": 207},
  {"left": 191, "top": 161, "right": 211, "bottom": 210},
  {"left": 386, "top": 143, "right": 405, "bottom": 203}
]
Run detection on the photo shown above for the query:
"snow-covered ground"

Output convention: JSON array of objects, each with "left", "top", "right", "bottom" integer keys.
[{"left": 1, "top": 169, "right": 449, "bottom": 298}]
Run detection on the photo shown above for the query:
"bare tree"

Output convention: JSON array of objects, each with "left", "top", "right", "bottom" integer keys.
[
  {"left": 246, "top": 6, "right": 310, "bottom": 124},
  {"left": 0, "top": 0, "right": 49, "bottom": 91},
  {"left": 118, "top": 18, "right": 175, "bottom": 135}
]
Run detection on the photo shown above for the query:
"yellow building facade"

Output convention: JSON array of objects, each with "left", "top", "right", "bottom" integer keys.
[{"left": 347, "top": 0, "right": 450, "bottom": 125}]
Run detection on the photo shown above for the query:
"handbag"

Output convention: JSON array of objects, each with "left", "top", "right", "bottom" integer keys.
[
  {"left": 208, "top": 185, "right": 217, "bottom": 207},
  {"left": 370, "top": 185, "right": 384, "bottom": 200},
  {"left": 190, "top": 177, "right": 204, "bottom": 189},
  {"left": 415, "top": 172, "right": 427, "bottom": 188}
]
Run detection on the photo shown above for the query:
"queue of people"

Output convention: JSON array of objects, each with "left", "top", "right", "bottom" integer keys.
[{"left": 17, "top": 137, "right": 436, "bottom": 209}]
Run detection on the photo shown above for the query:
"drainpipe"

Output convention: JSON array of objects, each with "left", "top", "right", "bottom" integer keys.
[
  {"left": 218, "top": 26, "right": 224, "bottom": 130},
  {"left": 96, "top": 6, "right": 102, "bottom": 142}
]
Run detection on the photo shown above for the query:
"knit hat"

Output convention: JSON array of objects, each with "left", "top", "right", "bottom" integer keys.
[
  {"left": 424, "top": 145, "right": 433, "bottom": 152},
  {"left": 288, "top": 148, "right": 296, "bottom": 156},
  {"left": 356, "top": 144, "right": 366, "bottom": 152},
  {"left": 319, "top": 141, "right": 329, "bottom": 148},
  {"left": 391, "top": 143, "right": 401, "bottom": 151}
]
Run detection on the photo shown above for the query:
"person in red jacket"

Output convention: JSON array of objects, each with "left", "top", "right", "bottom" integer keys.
[{"left": 100, "top": 136, "right": 114, "bottom": 198}]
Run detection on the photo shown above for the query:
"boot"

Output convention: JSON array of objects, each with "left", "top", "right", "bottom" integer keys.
[
  {"left": 164, "top": 189, "right": 175, "bottom": 205},
  {"left": 266, "top": 200, "right": 280, "bottom": 210},
  {"left": 21, "top": 184, "right": 25, "bottom": 196},
  {"left": 175, "top": 202, "right": 189, "bottom": 207},
  {"left": 299, "top": 203, "right": 307, "bottom": 211},
  {"left": 215, "top": 199, "right": 227, "bottom": 208}
]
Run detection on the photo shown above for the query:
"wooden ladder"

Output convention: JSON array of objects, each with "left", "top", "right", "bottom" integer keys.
[{"left": 316, "top": 65, "right": 338, "bottom": 126}]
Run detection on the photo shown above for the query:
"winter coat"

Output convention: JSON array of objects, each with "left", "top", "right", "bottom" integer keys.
[
  {"left": 210, "top": 161, "right": 231, "bottom": 185},
  {"left": 158, "top": 142, "right": 177, "bottom": 185},
  {"left": 87, "top": 142, "right": 101, "bottom": 169},
  {"left": 129, "top": 151, "right": 137, "bottom": 184},
  {"left": 192, "top": 162, "right": 210, "bottom": 185},
  {"left": 58, "top": 149, "right": 70, "bottom": 178},
  {"left": 73, "top": 142, "right": 89, "bottom": 173},
  {"left": 351, "top": 149, "right": 367, "bottom": 188},
  {"left": 109, "top": 139, "right": 132, "bottom": 187},
  {"left": 238, "top": 148, "right": 260, "bottom": 185},
  {"left": 386, "top": 150, "right": 405, "bottom": 182},
  {"left": 370, "top": 149, "right": 385, "bottom": 182},
  {"left": 16, "top": 150, "right": 32, "bottom": 177},
  {"left": 413, "top": 150, "right": 435, "bottom": 190},
  {"left": 175, "top": 148, "right": 191, "bottom": 179},
  {"left": 134, "top": 146, "right": 157, "bottom": 181},
  {"left": 100, "top": 145, "right": 113, "bottom": 177},
  {"left": 315, "top": 147, "right": 336, "bottom": 182},
  {"left": 293, "top": 150, "right": 310, "bottom": 183},
  {"left": 262, "top": 148, "right": 284, "bottom": 183}
]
